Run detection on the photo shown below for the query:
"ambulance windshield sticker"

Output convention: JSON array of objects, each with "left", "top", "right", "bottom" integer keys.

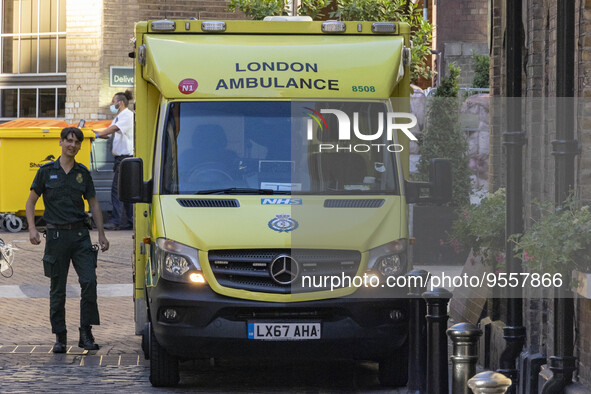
[
  {"left": 268, "top": 214, "right": 299, "bottom": 233},
  {"left": 178, "top": 78, "right": 198, "bottom": 94}
]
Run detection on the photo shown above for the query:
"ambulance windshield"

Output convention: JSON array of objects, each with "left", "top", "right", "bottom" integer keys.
[{"left": 160, "top": 101, "right": 402, "bottom": 195}]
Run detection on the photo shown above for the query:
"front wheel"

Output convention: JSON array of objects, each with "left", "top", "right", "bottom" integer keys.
[
  {"left": 4, "top": 216, "right": 23, "bottom": 233},
  {"left": 378, "top": 341, "right": 409, "bottom": 387},
  {"left": 149, "top": 323, "right": 180, "bottom": 387}
]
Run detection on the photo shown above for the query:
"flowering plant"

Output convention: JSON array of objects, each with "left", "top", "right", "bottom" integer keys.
[
  {"left": 511, "top": 197, "right": 591, "bottom": 275},
  {"left": 449, "top": 188, "right": 506, "bottom": 268}
]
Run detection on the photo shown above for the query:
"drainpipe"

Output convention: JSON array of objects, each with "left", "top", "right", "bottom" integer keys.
[
  {"left": 497, "top": 1, "right": 526, "bottom": 393},
  {"left": 542, "top": 0, "right": 578, "bottom": 392},
  {"left": 431, "top": 50, "right": 441, "bottom": 87}
]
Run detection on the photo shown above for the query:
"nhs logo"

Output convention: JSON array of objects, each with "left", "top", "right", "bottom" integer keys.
[{"left": 261, "top": 198, "right": 302, "bottom": 205}]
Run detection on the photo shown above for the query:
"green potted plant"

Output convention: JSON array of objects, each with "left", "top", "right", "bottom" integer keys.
[
  {"left": 448, "top": 188, "right": 505, "bottom": 324},
  {"left": 449, "top": 188, "right": 506, "bottom": 269},
  {"left": 511, "top": 197, "right": 591, "bottom": 295}
]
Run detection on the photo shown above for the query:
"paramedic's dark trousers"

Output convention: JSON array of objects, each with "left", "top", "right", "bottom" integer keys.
[
  {"left": 109, "top": 155, "right": 133, "bottom": 227},
  {"left": 43, "top": 228, "right": 99, "bottom": 334}
]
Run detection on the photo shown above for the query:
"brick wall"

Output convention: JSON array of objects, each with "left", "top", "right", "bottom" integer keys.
[
  {"left": 65, "top": 0, "right": 103, "bottom": 121},
  {"left": 488, "top": 0, "right": 504, "bottom": 191},
  {"left": 436, "top": 0, "right": 489, "bottom": 43},
  {"left": 489, "top": 0, "right": 591, "bottom": 387},
  {"left": 576, "top": 0, "right": 591, "bottom": 386},
  {"left": 65, "top": 0, "right": 245, "bottom": 121},
  {"left": 100, "top": 0, "right": 245, "bottom": 117},
  {"left": 435, "top": 0, "right": 489, "bottom": 84},
  {"left": 443, "top": 42, "right": 489, "bottom": 87},
  {"left": 138, "top": 0, "right": 244, "bottom": 20},
  {"left": 578, "top": 0, "right": 591, "bottom": 205},
  {"left": 579, "top": 298, "right": 591, "bottom": 385},
  {"left": 99, "top": 0, "right": 139, "bottom": 118}
]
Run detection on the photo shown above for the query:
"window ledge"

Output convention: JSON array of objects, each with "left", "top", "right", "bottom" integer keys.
[{"left": 0, "top": 74, "right": 66, "bottom": 86}]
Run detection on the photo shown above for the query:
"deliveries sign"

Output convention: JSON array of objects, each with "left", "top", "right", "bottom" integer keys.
[{"left": 110, "top": 66, "right": 134, "bottom": 87}]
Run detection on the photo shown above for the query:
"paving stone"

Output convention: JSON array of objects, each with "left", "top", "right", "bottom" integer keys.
[
  {"left": 31, "top": 346, "right": 53, "bottom": 354},
  {"left": 81, "top": 355, "right": 101, "bottom": 366},
  {"left": 99, "top": 354, "right": 121, "bottom": 367},
  {"left": 120, "top": 354, "right": 141, "bottom": 366}
]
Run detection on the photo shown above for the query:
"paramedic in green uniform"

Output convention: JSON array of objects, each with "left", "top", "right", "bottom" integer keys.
[{"left": 25, "top": 127, "right": 109, "bottom": 353}]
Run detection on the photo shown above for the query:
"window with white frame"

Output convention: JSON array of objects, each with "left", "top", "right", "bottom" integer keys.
[{"left": 0, "top": 0, "right": 66, "bottom": 120}]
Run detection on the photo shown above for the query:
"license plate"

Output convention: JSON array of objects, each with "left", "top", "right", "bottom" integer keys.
[{"left": 247, "top": 322, "right": 321, "bottom": 340}]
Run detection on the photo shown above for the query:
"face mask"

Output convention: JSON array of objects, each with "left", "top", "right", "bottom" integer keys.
[{"left": 109, "top": 104, "right": 118, "bottom": 114}]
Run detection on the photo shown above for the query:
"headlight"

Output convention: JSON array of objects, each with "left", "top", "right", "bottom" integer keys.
[
  {"left": 154, "top": 238, "right": 204, "bottom": 283},
  {"left": 376, "top": 254, "right": 402, "bottom": 276},
  {"left": 367, "top": 240, "right": 407, "bottom": 278}
]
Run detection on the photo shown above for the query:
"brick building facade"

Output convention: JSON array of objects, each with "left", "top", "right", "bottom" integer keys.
[
  {"left": 0, "top": 0, "right": 491, "bottom": 118},
  {"left": 431, "top": 0, "right": 489, "bottom": 87},
  {"left": 67, "top": 0, "right": 244, "bottom": 122},
  {"left": 1, "top": 0, "right": 243, "bottom": 122},
  {"left": 489, "top": 0, "right": 591, "bottom": 389}
]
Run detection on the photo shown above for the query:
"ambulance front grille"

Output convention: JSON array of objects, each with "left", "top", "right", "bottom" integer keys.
[{"left": 208, "top": 249, "right": 362, "bottom": 294}]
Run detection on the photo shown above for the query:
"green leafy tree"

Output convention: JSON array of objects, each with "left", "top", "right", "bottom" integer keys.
[
  {"left": 450, "top": 188, "right": 506, "bottom": 267},
  {"left": 472, "top": 53, "right": 490, "bottom": 89},
  {"left": 331, "top": 0, "right": 434, "bottom": 83},
  {"left": 408, "top": 17, "right": 434, "bottom": 83},
  {"left": 331, "top": 0, "right": 382, "bottom": 20},
  {"left": 511, "top": 197, "right": 591, "bottom": 276},
  {"left": 299, "top": 0, "right": 332, "bottom": 20},
  {"left": 227, "top": 0, "right": 287, "bottom": 20},
  {"left": 417, "top": 64, "right": 471, "bottom": 207},
  {"left": 227, "top": 0, "right": 435, "bottom": 84}
]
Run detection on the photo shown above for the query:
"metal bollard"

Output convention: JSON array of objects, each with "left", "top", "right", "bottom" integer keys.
[
  {"left": 423, "top": 287, "right": 453, "bottom": 394},
  {"left": 468, "top": 371, "right": 512, "bottom": 393},
  {"left": 406, "top": 269, "right": 429, "bottom": 393},
  {"left": 447, "top": 322, "right": 483, "bottom": 394}
]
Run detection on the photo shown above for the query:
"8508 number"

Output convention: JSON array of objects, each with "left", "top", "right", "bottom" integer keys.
[{"left": 352, "top": 85, "right": 375, "bottom": 92}]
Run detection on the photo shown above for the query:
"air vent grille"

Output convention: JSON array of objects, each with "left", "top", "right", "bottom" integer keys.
[
  {"left": 324, "top": 199, "right": 385, "bottom": 208},
  {"left": 177, "top": 199, "right": 239, "bottom": 208}
]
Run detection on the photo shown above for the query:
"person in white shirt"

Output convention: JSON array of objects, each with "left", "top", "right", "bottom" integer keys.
[{"left": 93, "top": 90, "right": 134, "bottom": 230}]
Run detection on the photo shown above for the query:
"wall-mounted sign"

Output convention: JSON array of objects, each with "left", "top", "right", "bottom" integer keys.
[{"left": 110, "top": 66, "right": 134, "bottom": 87}]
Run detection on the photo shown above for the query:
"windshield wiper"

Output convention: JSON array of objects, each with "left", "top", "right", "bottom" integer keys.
[{"left": 195, "top": 188, "right": 289, "bottom": 195}]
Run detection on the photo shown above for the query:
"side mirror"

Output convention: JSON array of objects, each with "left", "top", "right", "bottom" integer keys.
[
  {"left": 118, "top": 158, "right": 152, "bottom": 203},
  {"left": 405, "top": 158, "right": 452, "bottom": 204}
]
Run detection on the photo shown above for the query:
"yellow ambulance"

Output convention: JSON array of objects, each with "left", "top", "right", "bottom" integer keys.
[{"left": 120, "top": 18, "right": 451, "bottom": 387}]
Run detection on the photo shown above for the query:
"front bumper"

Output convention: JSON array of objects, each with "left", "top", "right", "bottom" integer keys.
[{"left": 148, "top": 280, "right": 409, "bottom": 361}]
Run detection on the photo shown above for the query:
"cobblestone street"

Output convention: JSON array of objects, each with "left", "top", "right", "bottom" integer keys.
[{"left": 0, "top": 229, "right": 404, "bottom": 392}]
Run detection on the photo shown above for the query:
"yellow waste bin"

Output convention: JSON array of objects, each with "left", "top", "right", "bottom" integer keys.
[{"left": 0, "top": 127, "right": 94, "bottom": 231}]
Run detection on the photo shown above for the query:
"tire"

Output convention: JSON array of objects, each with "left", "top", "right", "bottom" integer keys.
[
  {"left": 378, "top": 341, "right": 409, "bottom": 387},
  {"left": 149, "top": 323, "right": 180, "bottom": 387},
  {"left": 141, "top": 323, "right": 150, "bottom": 360},
  {"left": 5, "top": 216, "right": 23, "bottom": 233}
]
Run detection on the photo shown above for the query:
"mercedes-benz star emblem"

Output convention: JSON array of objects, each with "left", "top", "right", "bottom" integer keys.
[{"left": 269, "top": 255, "right": 299, "bottom": 285}]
